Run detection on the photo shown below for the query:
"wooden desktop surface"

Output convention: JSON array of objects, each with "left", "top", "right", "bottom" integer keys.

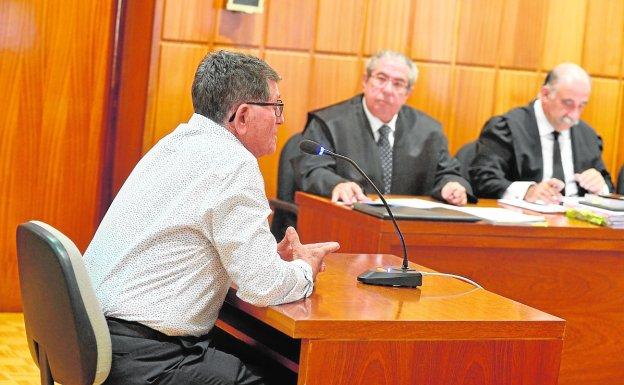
[
  {"left": 218, "top": 253, "right": 564, "bottom": 385},
  {"left": 295, "top": 192, "right": 624, "bottom": 385}
]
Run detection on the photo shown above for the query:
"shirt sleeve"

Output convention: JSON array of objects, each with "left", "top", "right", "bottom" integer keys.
[
  {"left": 208, "top": 156, "right": 314, "bottom": 307},
  {"left": 502, "top": 181, "right": 536, "bottom": 200}
]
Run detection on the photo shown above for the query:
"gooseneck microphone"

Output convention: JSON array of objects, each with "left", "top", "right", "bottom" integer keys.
[{"left": 299, "top": 139, "right": 422, "bottom": 287}]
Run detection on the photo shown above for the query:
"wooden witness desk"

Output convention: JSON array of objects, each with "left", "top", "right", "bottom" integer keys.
[
  {"left": 296, "top": 192, "right": 624, "bottom": 385},
  {"left": 217, "top": 253, "right": 564, "bottom": 385}
]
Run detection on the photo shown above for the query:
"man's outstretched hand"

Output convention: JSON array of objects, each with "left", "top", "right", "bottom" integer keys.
[{"left": 277, "top": 227, "right": 340, "bottom": 279}]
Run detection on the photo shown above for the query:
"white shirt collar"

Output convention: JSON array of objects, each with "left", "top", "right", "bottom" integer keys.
[
  {"left": 361, "top": 96, "right": 398, "bottom": 136},
  {"left": 532, "top": 99, "right": 577, "bottom": 196}
]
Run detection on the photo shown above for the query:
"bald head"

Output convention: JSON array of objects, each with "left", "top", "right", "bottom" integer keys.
[
  {"left": 544, "top": 62, "right": 591, "bottom": 91},
  {"left": 540, "top": 63, "right": 591, "bottom": 132}
]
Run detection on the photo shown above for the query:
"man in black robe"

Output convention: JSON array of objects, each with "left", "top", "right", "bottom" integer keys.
[
  {"left": 470, "top": 62, "right": 613, "bottom": 203},
  {"left": 294, "top": 51, "right": 473, "bottom": 206}
]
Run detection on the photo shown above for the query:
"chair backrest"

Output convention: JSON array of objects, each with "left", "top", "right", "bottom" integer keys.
[
  {"left": 454, "top": 140, "right": 477, "bottom": 182},
  {"left": 16, "top": 221, "right": 111, "bottom": 385},
  {"left": 270, "top": 133, "right": 302, "bottom": 240},
  {"left": 617, "top": 164, "right": 624, "bottom": 194}
]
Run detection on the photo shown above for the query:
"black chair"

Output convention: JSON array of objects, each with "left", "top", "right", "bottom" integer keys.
[
  {"left": 454, "top": 140, "right": 477, "bottom": 182},
  {"left": 270, "top": 133, "right": 302, "bottom": 241},
  {"left": 16, "top": 221, "right": 111, "bottom": 385},
  {"left": 617, "top": 164, "right": 624, "bottom": 194}
]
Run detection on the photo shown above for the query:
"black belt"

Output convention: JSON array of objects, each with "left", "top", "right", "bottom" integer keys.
[
  {"left": 105, "top": 317, "right": 211, "bottom": 345},
  {"left": 106, "top": 317, "right": 170, "bottom": 340}
]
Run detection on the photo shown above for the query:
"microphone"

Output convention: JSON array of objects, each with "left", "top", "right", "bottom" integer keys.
[{"left": 299, "top": 139, "right": 422, "bottom": 287}]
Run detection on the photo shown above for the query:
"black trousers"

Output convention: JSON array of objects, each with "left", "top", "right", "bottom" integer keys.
[{"left": 103, "top": 318, "right": 268, "bottom": 385}]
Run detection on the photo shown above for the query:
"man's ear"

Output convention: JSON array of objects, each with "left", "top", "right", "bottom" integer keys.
[
  {"left": 405, "top": 86, "right": 413, "bottom": 99},
  {"left": 233, "top": 105, "right": 250, "bottom": 136}
]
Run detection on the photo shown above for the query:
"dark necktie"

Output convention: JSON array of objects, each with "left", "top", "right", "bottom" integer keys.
[
  {"left": 377, "top": 125, "right": 393, "bottom": 194},
  {"left": 552, "top": 131, "right": 566, "bottom": 195}
]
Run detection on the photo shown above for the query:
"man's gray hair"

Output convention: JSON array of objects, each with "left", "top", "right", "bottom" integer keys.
[
  {"left": 365, "top": 51, "right": 418, "bottom": 89},
  {"left": 192, "top": 50, "right": 281, "bottom": 124}
]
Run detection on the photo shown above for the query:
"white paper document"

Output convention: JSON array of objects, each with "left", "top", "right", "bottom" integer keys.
[
  {"left": 365, "top": 198, "right": 445, "bottom": 209},
  {"left": 452, "top": 207, "right": 545, "bottom": 224},
  {"left": 384, "top": 198, "right": 445, "bottom": 209},
  {"left": 368, "top": 198, "right": 546, "bottom": 224},
  {"left": 497, "top": 198, "right": 567, "bottom": 213}
]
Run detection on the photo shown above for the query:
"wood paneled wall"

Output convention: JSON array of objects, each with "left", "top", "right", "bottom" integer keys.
[
  {"left": 0, "top": 1, "right": 116, "bottom": 310},
  {"left": 143, "top": 0, "right": 624, "bottom": 199}
]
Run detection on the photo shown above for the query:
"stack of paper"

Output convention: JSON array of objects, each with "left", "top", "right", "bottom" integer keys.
[
  {"left": 581, "top": 194, "right": 624, "bottom": 211},
  {"left": 566, "top": 204, "right": 624, "bottom": 229}
]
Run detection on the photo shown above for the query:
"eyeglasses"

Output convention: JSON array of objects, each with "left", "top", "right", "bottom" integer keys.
[
  {"left": 368, "top": 73, "right": 410, "bottom": 95},
  {"left": 228, "top": 100, "right": 284, "bottom": 122}
]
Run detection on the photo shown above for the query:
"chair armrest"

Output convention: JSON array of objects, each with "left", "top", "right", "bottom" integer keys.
[{"left": 268, "top": 199, "right": 299, "bottom": 215}]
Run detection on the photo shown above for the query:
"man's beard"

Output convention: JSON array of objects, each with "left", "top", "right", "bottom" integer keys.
[{"left": 561, "top": 116, "right": 578, "bottom": 127}]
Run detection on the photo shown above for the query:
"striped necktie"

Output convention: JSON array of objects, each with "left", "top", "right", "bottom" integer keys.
[{"left": 377, "top": 125, "right": 393, "bottom": 194}]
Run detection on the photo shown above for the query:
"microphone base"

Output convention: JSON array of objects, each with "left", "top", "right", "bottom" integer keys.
[{"left": 357, "top": 266, "right": 422, "bottom": 288}]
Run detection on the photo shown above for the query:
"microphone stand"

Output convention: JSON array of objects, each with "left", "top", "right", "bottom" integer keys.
[{"left": 307, "top": 142, "right": 422, "bottom": 287}]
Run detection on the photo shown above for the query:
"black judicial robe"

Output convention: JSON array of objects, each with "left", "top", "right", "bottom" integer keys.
[{"left": 294, "top": 95, "right": 474, "bottom": 202}]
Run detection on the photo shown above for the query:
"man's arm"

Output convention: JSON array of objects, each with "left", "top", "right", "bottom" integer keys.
[
  {"left": 469, "top": 117, "right": 517, "bottom": 198},
  {"left": 294, "top": 116, "right": 356, "bottom": 198},
  {"left": 211, "top": 158, "right": 337, "bottom": 306},
  {"left": 574, "top": 129, "right": 614, "bottom": 194},
  {"left": 430, "top": 134, "right": 475, "bottom": 204}
]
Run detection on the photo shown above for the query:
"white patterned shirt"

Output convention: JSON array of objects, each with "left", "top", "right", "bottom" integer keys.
[{"left": 84, "top": 113, "right": 313, "bottom": 337}]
